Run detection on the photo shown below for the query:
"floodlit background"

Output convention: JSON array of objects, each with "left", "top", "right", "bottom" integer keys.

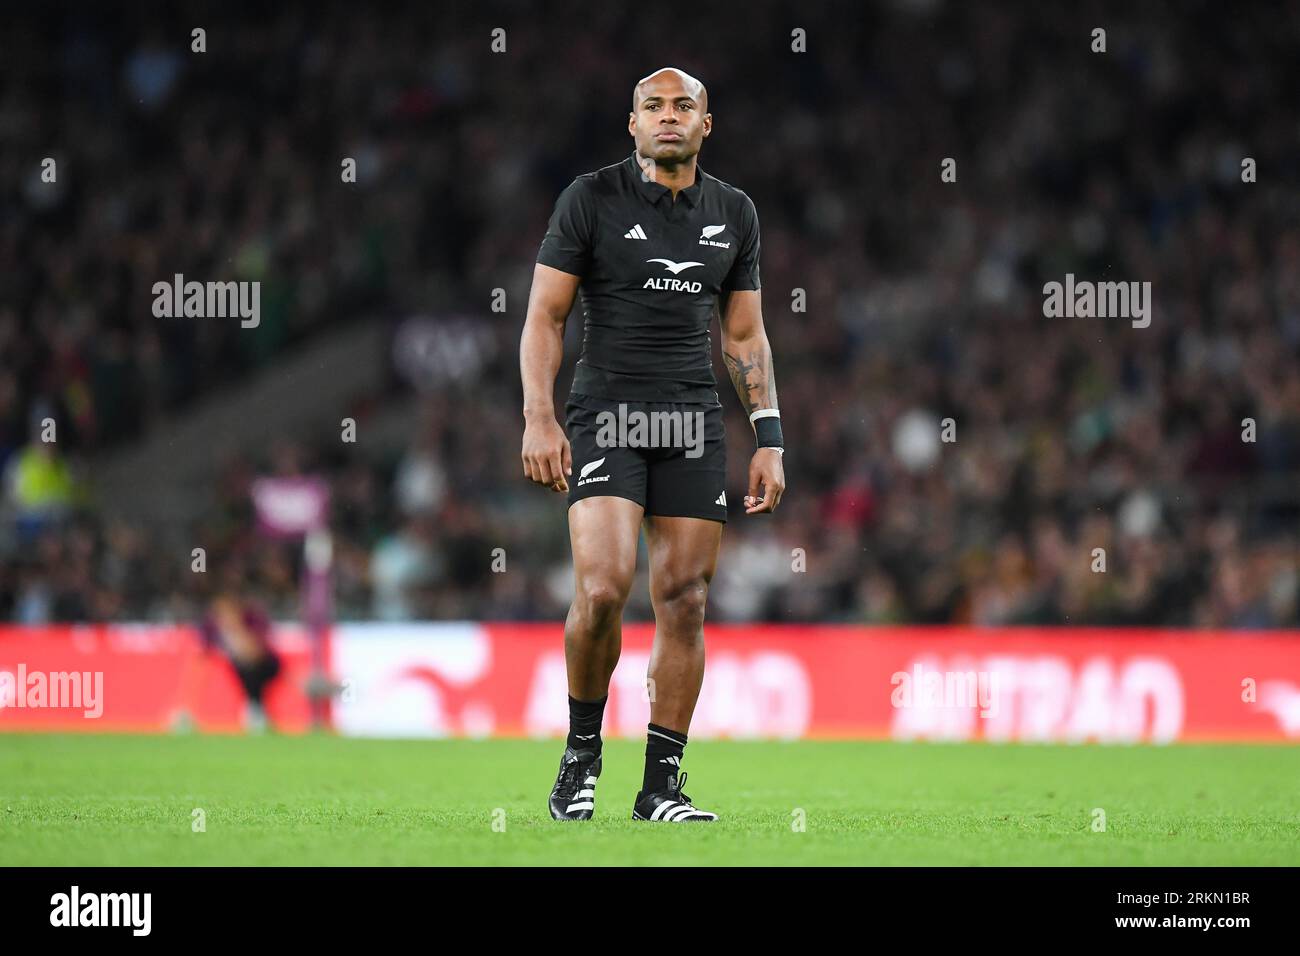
[{"left": 1, "top": 1, "right": 1298, "bottom": 631}]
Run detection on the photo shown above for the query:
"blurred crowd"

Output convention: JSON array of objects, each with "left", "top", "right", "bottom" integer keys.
[{"left": 2, "top": 1, "right": 1298, "bottom": 627}]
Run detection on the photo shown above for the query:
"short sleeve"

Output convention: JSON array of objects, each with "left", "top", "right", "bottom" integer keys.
[
  {"left": 722, "top": 193, "right": 761, "bottom": 292},
  {"left": 537, "top": 177, "right": 597, "bottom": 277}
]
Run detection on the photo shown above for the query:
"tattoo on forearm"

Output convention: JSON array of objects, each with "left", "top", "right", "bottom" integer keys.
[{"left": 723, "top": 343, "right": 777, "bottom": 415}]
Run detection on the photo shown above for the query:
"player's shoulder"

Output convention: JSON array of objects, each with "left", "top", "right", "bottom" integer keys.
[
  {"left": 701, "top": 169, "right": 757, "bottom": 217},
  {"left": 700, "top": 167, "right": 746, "bottom": 197},
  {"left": 567, "top": 157, "right": 628, "bottom": 200}
]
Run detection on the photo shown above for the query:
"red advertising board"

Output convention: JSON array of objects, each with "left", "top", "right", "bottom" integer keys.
[
  {"left": 4, "top": 623, "right": 1299, "bottom": 741},
  {"left": 330, "top": 624, "right": 1300, "bottom": 743},
  {"left": 0, "top": 625, "right": 316, "bottom": 732}
]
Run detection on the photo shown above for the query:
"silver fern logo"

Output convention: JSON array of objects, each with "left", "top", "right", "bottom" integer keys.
[
  {"left": 578, "top": 458, "right": 610, "bottom": 487},
  {"left": 699, "top": 224, "right": 730, "bottom": 248}
]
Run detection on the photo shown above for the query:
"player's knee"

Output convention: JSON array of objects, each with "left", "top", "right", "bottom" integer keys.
[
  {"left": 653, "top": 577, "right": 709, "bottom": 629},
  {"left": 574, "top": 576, "right": 631, "bottom": 623}
]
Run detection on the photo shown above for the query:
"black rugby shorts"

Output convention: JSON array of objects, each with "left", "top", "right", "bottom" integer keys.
[{"left": 564, "top": 393, "right": 728, "bottom": 523}]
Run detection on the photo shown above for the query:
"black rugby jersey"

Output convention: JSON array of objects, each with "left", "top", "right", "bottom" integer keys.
[{"left": 536, "top": 151, "right": 761, "bottom": 404}]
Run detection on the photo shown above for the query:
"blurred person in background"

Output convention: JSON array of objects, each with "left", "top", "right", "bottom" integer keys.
[
  {"left": 2, "top": 433, "right": 83, "bottom": 544},
  {"left": 173, "top": 570, "right": 282, "bottom": 733}
]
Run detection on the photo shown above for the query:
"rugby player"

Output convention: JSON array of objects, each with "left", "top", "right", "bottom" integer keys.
[{"left": 521, "top": 67, "right": 784, "bottom": 822}]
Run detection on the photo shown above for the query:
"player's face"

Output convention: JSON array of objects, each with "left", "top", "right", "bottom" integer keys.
[{"left": 629, "top": 77, "right": 710, "bottom": 163}]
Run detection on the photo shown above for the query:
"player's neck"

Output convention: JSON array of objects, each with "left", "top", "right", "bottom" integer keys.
[{"left": 635, "top": 150, "right": 697, "bottom": 200}]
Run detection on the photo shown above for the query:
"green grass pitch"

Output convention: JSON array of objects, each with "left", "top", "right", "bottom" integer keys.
[{"left": 1, "top": 735, "right": 1297, "bottom": 866}]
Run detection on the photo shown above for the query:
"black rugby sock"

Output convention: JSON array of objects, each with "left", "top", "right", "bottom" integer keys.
[
  {"left": 567, "top": 694, "right": 607, "bottom": 753},
  {"left": 642, "top": 722, "right": 687, "bottom": 793}
]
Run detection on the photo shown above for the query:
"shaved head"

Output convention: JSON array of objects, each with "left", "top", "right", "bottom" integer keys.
[
  {"left": 632, "top": 67, "right": 708, "bottom": 113},
  {"left": 628, "top": 67, "right": 712, "bottom": 167}
]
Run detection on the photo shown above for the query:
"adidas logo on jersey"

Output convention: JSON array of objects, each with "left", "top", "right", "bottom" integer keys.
[
  {"left": 715, "top": 491, "right": 726, "bottom": 506},
  {"left": 624, "top": 224, "right": 648, "bottom": 240}
]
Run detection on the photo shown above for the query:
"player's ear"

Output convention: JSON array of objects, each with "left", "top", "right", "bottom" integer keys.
[{"left": 702, "top": 113, "right": 712, "bottom": 137}]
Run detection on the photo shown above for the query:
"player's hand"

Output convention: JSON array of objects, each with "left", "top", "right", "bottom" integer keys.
[
  {"left": 744, "top": 448, "right": 785, "bottom": 514},
  {"left": 522, "top": 415, "right": 572, "bottom": 493}
]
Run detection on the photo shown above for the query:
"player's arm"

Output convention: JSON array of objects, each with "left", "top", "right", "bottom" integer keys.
[
  {"left": 520, "top": 263, "right": 580, "bottom": 492},
  {"left": 523, "top": 176, "right": 596, "bottom": 493},
  {"left": 721, "top": 288, "right": 785, "bottom": 513}
]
